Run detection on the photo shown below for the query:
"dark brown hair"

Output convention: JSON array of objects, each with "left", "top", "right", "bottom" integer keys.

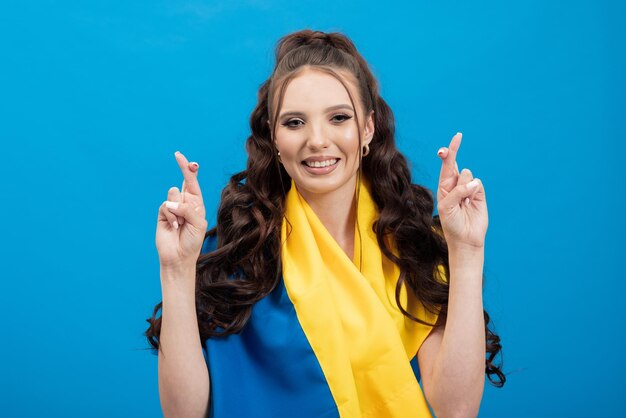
[{"left": 146, "top": 29, "right": 505, "bottom": 387}]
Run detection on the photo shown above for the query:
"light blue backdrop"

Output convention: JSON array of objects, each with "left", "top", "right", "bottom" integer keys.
[{"left": 1, "top": 1, "right": 624, "bottom": 417}]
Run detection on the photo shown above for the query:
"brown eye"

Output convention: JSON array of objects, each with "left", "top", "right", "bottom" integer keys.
[
  {"left": 332, "top": 114, "right": 352, "bottom": 123},
  {"left": 282, "top": 119, "right": 304, "bottom": 128}
]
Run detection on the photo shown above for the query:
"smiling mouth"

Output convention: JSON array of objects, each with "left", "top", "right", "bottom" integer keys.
[{"left": 302, "top": 158, "right": 339, "bottom": 168}]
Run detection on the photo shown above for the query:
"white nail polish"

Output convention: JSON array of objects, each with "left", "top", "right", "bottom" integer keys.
[
  {"left": 173, "top": 221, "right": 179, "bottom": 229},
  {"left": 166, "top": 201, "right": 179, "bottom": 210}
]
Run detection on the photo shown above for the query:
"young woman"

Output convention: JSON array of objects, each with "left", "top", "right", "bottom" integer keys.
[{"left": 146, "top": 29, "right": 505, "bottom": 418}]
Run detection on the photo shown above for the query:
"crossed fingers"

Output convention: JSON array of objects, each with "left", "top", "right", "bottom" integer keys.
[
  {"left": 174, "top": 151, "right": 202, "bottom": 203},
  {"left": 437, "top": 132, "right": 462, "bottom": 198},
  {"left": 167, "top": 151, "right": 203, "bottom": 228}
]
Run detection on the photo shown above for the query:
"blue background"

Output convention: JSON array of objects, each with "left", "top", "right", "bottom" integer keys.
[{"left": 1, "top": 1, "right": 624, "bottom": 417}]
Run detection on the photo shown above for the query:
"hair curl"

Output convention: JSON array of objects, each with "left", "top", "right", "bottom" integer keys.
[{"left": 146, "top": 29, "right": 505, "bottom": 387}]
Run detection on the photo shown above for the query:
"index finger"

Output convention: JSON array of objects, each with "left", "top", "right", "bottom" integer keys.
[
  {"left": 438, "top": 132, "right": 462, "bottom": 182},
  {"left": 174, "top": 151, "right": 203, "bottom": 199}
]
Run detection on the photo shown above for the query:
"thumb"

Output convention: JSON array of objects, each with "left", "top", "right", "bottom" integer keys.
[
  {"left": 165, "top": 201, "right": 208, "bottom": 231},
  {"left": 438, "top": 179, "right": 480, "bottom": 211},
  {"left": 167, "top": 186, "right": 185, "bottom": 226}
]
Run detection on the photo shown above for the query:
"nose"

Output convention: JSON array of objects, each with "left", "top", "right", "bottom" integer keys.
[{"left": 305, "top": 122, "right": 331, "bottom": 150}]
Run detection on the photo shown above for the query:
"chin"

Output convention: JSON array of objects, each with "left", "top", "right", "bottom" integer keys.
[{"left": 293, "top": 173, "right": 356, "bottom": 197}]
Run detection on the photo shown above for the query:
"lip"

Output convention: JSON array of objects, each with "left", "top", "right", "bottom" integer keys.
[{"left": 301, "top": 157, "right": 340, "bottom": 175}]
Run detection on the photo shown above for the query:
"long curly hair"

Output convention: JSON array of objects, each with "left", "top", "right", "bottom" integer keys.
[{"left": 146, "top": 29, "right": 505, "bottom": 387}]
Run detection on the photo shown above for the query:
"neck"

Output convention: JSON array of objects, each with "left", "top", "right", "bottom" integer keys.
[{"left": 297, "top": 181, "right": 358, "bottom": 259}]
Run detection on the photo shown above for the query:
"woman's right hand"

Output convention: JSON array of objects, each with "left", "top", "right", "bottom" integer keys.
[{"left": 156, "top": 151, "right": 208, "bottom": 275}]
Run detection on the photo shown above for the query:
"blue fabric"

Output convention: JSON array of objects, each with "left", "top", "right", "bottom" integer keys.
[
  {"left": 153, "top": 232, "right": 424, "bottom": 417},
  {"left": 410, "top": 355, "right": 422, "bottom": 383},
  {"left": 204, "top": 279, "right": 339, "bottom": 417},
  {"left": 201, "top": 234, "right": 339, "bottom": 418},
  {"left": 201, "top": 232, "right": 218, "bottom": 254}
]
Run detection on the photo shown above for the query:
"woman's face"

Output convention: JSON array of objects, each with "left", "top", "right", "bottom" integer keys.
[{"left": 273, "top": 68, "right": 374, "bottom": 204}]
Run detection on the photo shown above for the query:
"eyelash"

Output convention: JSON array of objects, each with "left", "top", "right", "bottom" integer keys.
[{"left": 281, "top": 114, "right": 352, "bottom": 128}]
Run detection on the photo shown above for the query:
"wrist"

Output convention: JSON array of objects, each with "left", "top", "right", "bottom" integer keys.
[
  {"left": 160, "top": 268, "right": 196, "bottom": 303},
  {"left": 160, "top": 263, "right": 196, "bottom": 282},
  {"left": 160, "top": 263, "right": 196, "bottom": 279},
  {"left": 161, "top": 279, "right": 197, "bottom": 307},
  {"left": 448, "top": 244, "right": 484, "bottom": 271},
  {"left": 447, "top": 241, "right": 484, "bottom": 257}
]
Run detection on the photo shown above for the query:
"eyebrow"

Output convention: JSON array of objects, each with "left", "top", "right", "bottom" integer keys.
[{"left": 278, "top": 104, "right": 355, "bottom": 119}]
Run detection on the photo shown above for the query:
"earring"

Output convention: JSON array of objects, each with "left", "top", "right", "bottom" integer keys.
[
  {"left": 277, "top": 151, "right": 282, "bottom": 163},
  {"left": 362, "top": 144, "right": 370, "bottom": 157}
]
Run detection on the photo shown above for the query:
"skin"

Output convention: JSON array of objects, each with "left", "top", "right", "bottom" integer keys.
[
  {"left": 271, "top": 68, "right": 374, "bottom": 258},
  {"left": 156, "top": 70, "right": 488, "bottom": 418},
  {"left": 417, "top": 132, "right": 488, "bottom": 417},
  {"left": 156, "top": 153, "right": 210, "bottom": 418}
]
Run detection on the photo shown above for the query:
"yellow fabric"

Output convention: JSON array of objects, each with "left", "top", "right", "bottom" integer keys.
[{"left": 280, "top": 178, "right": 439, "bottom": 417}]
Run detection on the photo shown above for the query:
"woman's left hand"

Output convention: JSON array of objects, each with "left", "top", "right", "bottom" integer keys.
[{"left": 436, "top": 132, "right": 488, "bottom": 250}]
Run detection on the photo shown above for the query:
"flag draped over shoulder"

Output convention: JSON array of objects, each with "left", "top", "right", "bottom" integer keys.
[
  {"left": 281, "top": 178, "right": 437, "bottom": 417},
  {"left": 201, "top": 178, "right": 438, "bottom": 418}
]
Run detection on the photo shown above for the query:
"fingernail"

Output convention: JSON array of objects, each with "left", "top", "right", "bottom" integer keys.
[
  {"left": 166, "top": 201, "right": 179, "bottom": 210},
  {"left": 464, "top": 197, "right": 470, "bottom": 206},
  {"left": 189, "top": 162, "right": 199, "bottom": 171},
  {"left": 456, "top": 131, "right": 462, "bottom": 136},
  {"left": 437, "top": 147, "right": 445, "bottom": 156},
  {"left": 467, "top": 179, "right": 479, "bottom": 190},
  {"left": 172, "top": 221, "right": 179, "bottom": 229},
  {"left": 174, "top": 151, "right": 180, "bottom": 156}
]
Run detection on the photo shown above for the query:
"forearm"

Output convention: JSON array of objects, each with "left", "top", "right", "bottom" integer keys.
[
  {"left": 158, "top": 268, "right": 210, "bottom": 418},
  {"left": 429, "top": 247, "right": 486, "bottom": 418}
]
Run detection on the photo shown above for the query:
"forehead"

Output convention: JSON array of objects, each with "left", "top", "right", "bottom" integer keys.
[{"left": 279, "top": 68, "right": 360, "bottom": 112}]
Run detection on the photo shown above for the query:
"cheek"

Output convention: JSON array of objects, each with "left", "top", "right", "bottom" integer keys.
[
  {"left": 275, "top": 132, "right": 303, "bottom": 158},
  {"left": 275, "top": 138, "right": 300, "bottom": 177},
  {"left": 338, "top": 129, "right": 361, "bottom": 156}
]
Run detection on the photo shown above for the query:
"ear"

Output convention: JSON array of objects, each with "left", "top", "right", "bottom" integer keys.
[{"left": 363, "top": 110, "right": 375, "bottom": 146}]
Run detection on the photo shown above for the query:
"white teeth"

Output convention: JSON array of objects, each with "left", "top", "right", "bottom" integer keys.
[{"left": 305, "top": 159, "right": 337, "bottom": 168}]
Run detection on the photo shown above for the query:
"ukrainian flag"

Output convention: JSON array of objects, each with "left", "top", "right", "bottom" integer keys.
[{"left": 201, "top": 179, "right": 438, "bottom": 417}]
